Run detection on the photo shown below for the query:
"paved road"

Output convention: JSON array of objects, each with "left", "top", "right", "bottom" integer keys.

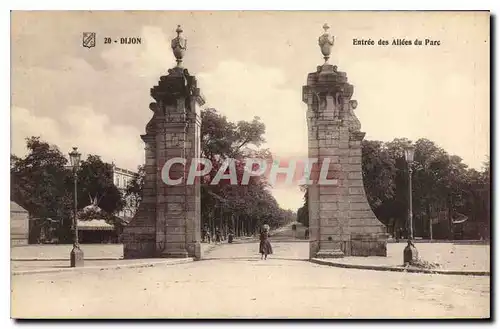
[{"left": 11, "top": 241, "right": 490, "bottom": 318}]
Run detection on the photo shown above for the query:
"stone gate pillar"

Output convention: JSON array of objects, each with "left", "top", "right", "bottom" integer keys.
[
  {"left": 123, "top": 25, "right": 203, "bottom": 259},
  {"left": 303, "top": 24, "right": 387, "bottom": 258}
]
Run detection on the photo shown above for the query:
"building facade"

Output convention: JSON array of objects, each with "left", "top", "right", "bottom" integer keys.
[
  {"left": 112, "top": 164, "right": 138, "bottom": 220},
  {"left": 11, "top": 201, "right": 29, "bottom": 246}
]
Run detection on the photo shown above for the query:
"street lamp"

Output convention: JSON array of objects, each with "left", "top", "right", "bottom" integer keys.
[
  {"left": 69, "top": 147, "right": 84, "bottom": 267},
  {"left": 403, "top": 144, "right": 418, "bottom": 265}
]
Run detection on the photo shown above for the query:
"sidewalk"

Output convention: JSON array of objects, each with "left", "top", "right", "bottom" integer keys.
[
  {"left": 11, "top": 244, "right": 124, "bottom": 261},
  {"left": 11, "top": 258, "right": 194, "bottom": 276},
  {"left": 11, "top": 243, "right": 216, "bottom": 276},
  {"left": 311, "top": 242, "right": 490, "bottom": 276}
]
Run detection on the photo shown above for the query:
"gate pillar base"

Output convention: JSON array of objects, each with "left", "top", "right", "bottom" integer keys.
[
  {"left": 159, "top": 249, "right": 189, "bottom": 258},
  {"left": 316, "top": 249, "right": 344, "bottom": 258}
]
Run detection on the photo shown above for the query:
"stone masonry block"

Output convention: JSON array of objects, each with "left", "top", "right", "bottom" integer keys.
[
  {"left": 164, "top": 186, "right": 186, "bottom": 195},
  {"left": 320, "top": 226, "right": 346, "bottom": 236},
  {"left": 346, "top": 179, "right": 364, "bottom": 188},
  {"left": 319, "top": 194, "right": 347, "bottom": 203},
  {"left": 319, "top": 210, "right": 337, "bottom": 220},
  {"left": 336, "top": 202, "right": 350, "bottom": 211},
  {"left": 350, "top": 210, "right": 374, "bottom": 218},
  {"left": 349, "top": 202, "right": 368, "bottom": 210},
  {"left": 349, "top": 187, "right": 365, "bottom": 195},
  {"left": 339, "top": 157, "right": 350, "bottom": 164},
  {"left": 350, "top": 221, "right": 384, "bottom": 231},
  {"left": 165, "top": 195, "right": 185, "bottom": 203},
  {"left": 347, "top": 195, "right": 369, "bottom": 203},
  {"left": 319, "top": 241, "right": 342, "bottom": 251},
  {"left": 341, "top": 164, "right": 360, "bottom": 172},
  {"left": 166, "top": 203, "right": 184, "bottom": 213},
  {"left": 348, "top": 172, "right": 363, "bottom": 180},
  {"left": 339, "top": 142, "right": 350, "bottom": 149},
  {"left": 350, "top": 149, "right": 362, "bottom": 156},
  {"left": 349, "top": 140, "right": 362, "bottom": 147},
  {"left": 320, "top": 202, "right": 338, "bottom": 211},
  {"left": 163, "top": 233, "right": 186, "bottom": 243},
  {"left": 319, "top": 186, "right": 344, "bottom": 195},
  {"left": 349, "top": 156, "right": 361, "bottom": 164}
]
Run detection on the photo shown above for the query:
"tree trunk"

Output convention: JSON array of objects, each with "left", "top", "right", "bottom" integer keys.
[
  {"left": 427, "top": 203, "right": 433, "bottom": 240},
  {"left": 236, "top": 214, "right": 240, "bottom": 237}
]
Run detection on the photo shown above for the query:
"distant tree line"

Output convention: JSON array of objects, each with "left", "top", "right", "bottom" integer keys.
[{"left": 297, "top": 138, "right": 490, "bottom": 240}]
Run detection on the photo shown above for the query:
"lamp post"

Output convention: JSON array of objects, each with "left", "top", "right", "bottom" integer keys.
[
  {"left": 69, "top": 147, "right": 84, "bottom": 267},
  {"left": 403, "top": 144, "right": 418, "bottom": 265}
]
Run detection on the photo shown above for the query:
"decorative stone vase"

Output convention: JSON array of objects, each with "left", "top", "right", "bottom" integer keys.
[
  {"left": 171, "top": 25, "right": 187, "bottom": 66},
  {"left": 319, "top": 41, "right": 332, "bottom": 58},
  {"left": 318, "top": 24, "right": 334, "bottom": 62}
]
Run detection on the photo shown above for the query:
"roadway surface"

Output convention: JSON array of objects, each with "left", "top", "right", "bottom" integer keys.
[{"left": 11, "top": 240, "right": 490, "bottom": 318}]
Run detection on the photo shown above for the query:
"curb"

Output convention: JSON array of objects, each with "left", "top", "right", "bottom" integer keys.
[
  {"left": 310, "top": 258, "right": 490, "bottom": 277},
  {"left": 12, "top": 258, "right": 194, "bottom": 276},
  {"left": 11, "top": 257, "right": 123, "bottom": 261},
  {"left": 387, "top": 240, "right": 490, "bottom": 245},
  {"left": 202, "top": 244, "right": 218, "bottom": 254}
]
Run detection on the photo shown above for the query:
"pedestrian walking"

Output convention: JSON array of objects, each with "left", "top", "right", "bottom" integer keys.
[
  {"left": 215, "top": 228, "right": 222, "bottom": 244},
  {"left": 259, "top": 224, "right": 273, "bottom": 260},
  {"left": 202, "top": 227, "right": 207, "bottom": 243}
]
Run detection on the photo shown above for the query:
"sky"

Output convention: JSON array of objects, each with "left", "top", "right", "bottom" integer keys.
[{"left": 11, "top": 11, "right": 490, "bottom": 211}]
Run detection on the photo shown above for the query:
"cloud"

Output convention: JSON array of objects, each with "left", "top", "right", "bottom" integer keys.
[
  {"left": 348, "top": 58, "right": 489, "bottom": 169},
  {"left": 198, "top": 60, "right": 308, "bottom": 158},
  {"left": 11, "top": 25, "right": 178, "bottom": 171},
  {"left": 11, "top": 106, "right": 144, "bottom": 171},
  {"left": 100, "top": 26, "right": 176, "bottom": 78},
  {"left": 197, "top": 60, "right": 307, "bottom": 209},
  {"left": 11, "top": 13, "right": 489, "bottom": 210}
]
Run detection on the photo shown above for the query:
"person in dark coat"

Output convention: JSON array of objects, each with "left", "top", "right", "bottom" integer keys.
[
  {"left": 202, "top": 227, "right": 207, "bottom": 243},
  {"left": 259, "top": 225, "right": 273, "bottom": 260},
  {"left": 215, "top": 228, "right": 222, "bottom": 244}
]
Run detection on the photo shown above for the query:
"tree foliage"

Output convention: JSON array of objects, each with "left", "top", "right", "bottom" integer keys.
[
  {"left": 297, "top": 137, "right": 490, "bottom": 239},
  {"left": 200, "top": 109, "right": 291, "bottom": 235},
  {"left": 125, "top": 164, "right": 145, "bottom": 207},
  {"left": 123, "top": 108, "right": 293, "bottom": 237},
  {"left": 11, "top": 137, "right": 126, "bottom": 242},
  {"left": 11, "top": 137, "right": 73, "bottom": 240},
  {"left": 296, "top": 186, "right": 309, "bottom": 227},
  {"left": 78, "top": 155, "right": 124, "bottom": 214}
]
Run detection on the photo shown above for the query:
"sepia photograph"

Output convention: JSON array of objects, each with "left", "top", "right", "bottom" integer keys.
[{"left": 9, "top": 10, "right": 490, "bottom": 319}]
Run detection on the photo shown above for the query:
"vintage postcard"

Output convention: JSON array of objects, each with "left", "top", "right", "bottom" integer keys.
[{"left": 10, "top": 11, "right": 490, "bottom": 319}]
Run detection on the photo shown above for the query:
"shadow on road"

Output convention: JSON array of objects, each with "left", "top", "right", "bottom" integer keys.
[{"left": 201, "top": 256, "right": 309, "bottom": 262}]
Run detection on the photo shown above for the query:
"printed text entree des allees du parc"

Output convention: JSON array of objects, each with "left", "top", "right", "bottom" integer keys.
[{"left": 353, "top": 38, "right": 441, "bottom": 46}]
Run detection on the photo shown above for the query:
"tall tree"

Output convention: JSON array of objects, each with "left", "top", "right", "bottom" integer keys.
[
  {"left": 125, "top": 164, "right": 145, "bottom": 209},
  {"left": 297, "top": 185, "right": 309, "bottom": 227},
  {"left": 77, "top": 154, "right": 125, "bottom": 215},
  {"left": 200, "top": 108, "right": 288, "bottom": 236},
  {"left": 11, "top": 137, "right": 73, "bottom": 241},
  {"left": 297, "top": 137, "right": 490, "bottom": 240},
  {"left": 361, "top": 140, "right": 397, "bottom": 226},
  {"left": 11, "top": 137, "right": 128, "bottom": 242}
]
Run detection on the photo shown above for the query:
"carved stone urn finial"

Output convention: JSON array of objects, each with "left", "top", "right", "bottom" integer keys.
[
  {"left": 171, "top": 25, "right": 187, "bottom": 67},
  {"left": 318, "top": 23, "right": 334, "bottom": 63}
]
